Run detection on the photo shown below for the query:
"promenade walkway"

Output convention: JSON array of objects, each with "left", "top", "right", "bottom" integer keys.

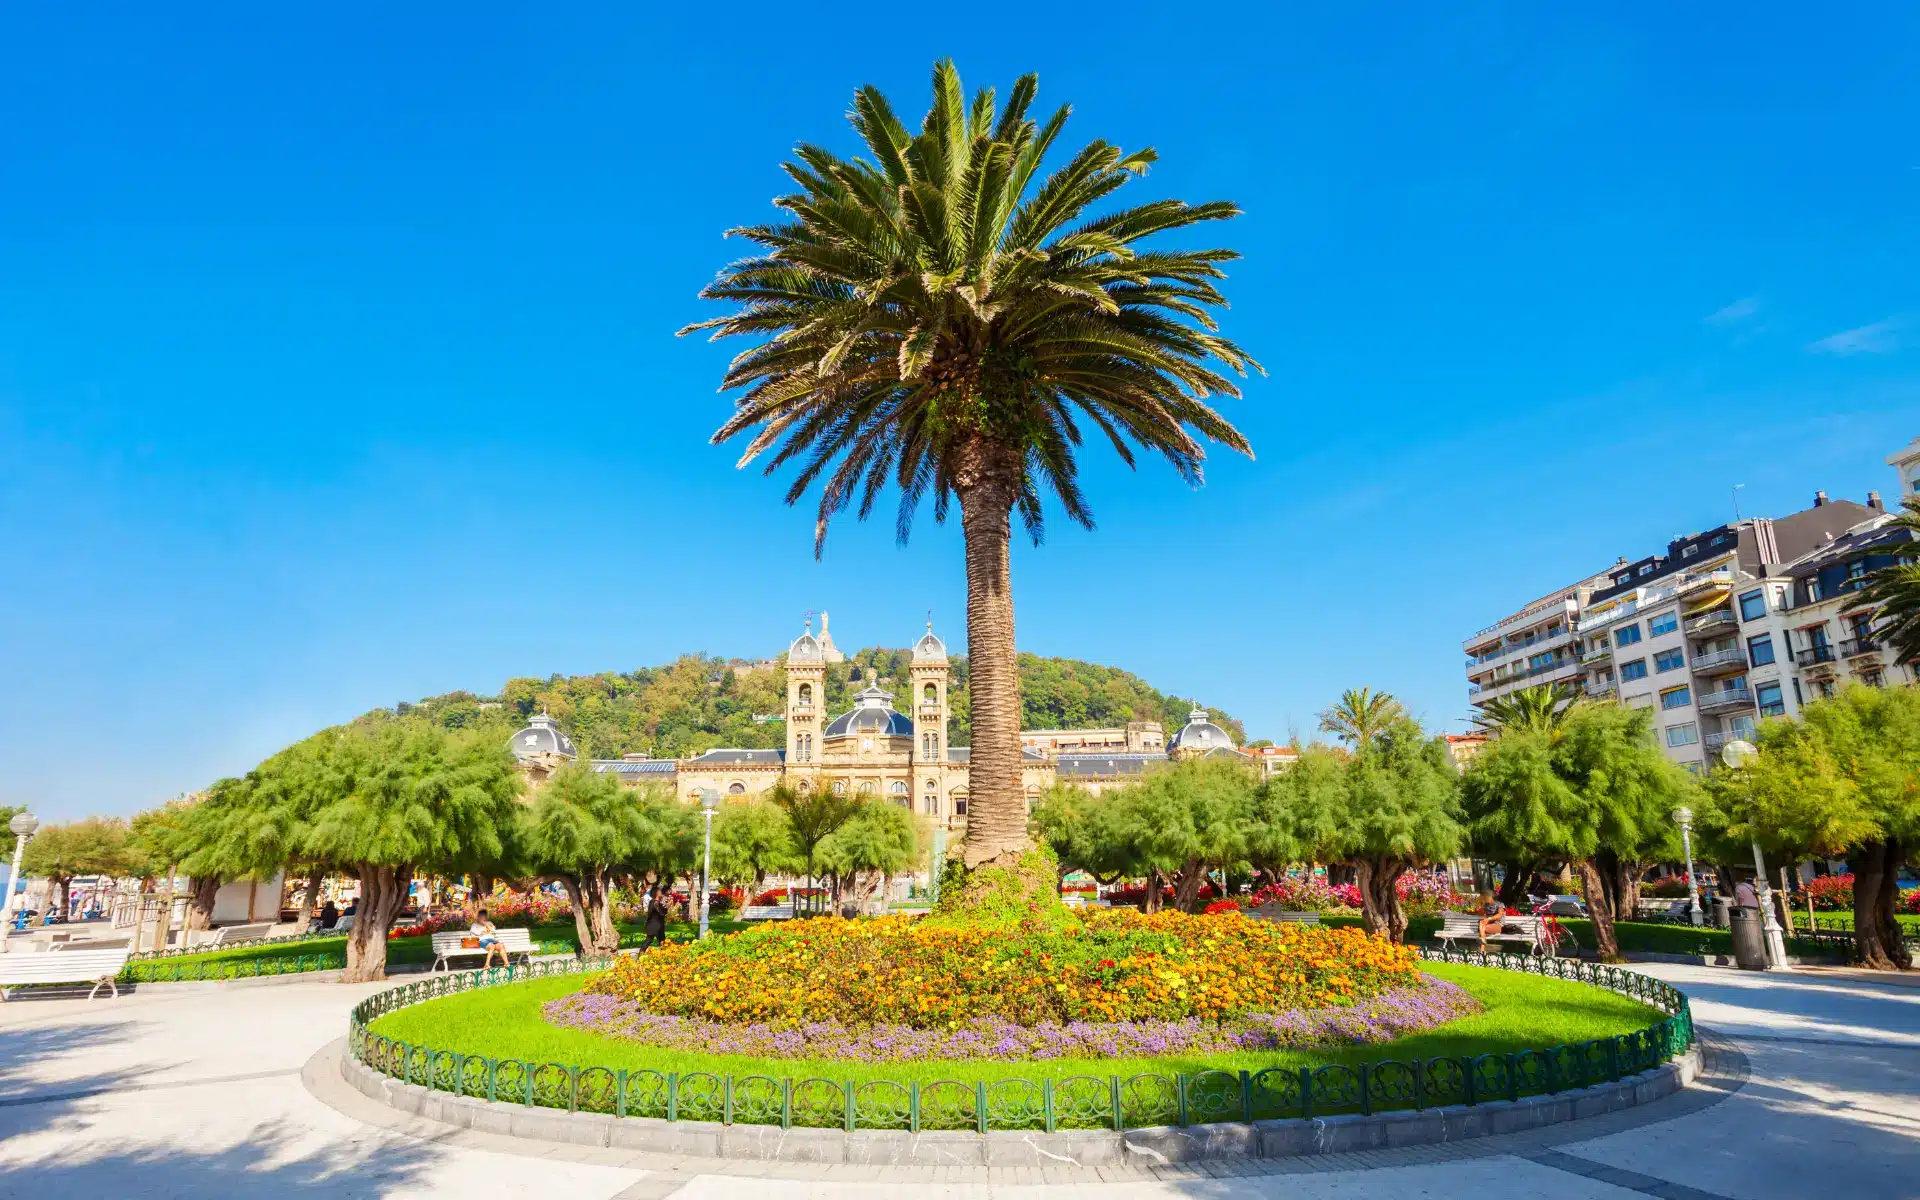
[{"left": 1, "top": 962, "right": 1914, "bottom": 1198}]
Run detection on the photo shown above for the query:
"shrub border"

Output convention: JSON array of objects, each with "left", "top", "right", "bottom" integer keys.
[{"left": 344, "top": 947, "right": 1694, "bottom": 1153}]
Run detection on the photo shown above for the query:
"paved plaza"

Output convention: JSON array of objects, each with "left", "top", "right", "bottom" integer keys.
[{"left": 1, "top": 963, "right": 1916, "bottom": 1199}]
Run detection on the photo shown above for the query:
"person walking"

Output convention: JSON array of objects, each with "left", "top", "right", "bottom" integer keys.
[{"left": 643, "top": 886, "right": 668, "bottom": 950}]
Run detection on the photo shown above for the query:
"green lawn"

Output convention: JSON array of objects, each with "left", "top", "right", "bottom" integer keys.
[
  {"left": 1795, "top": 911, "right": 1920, "bottom": 933},
  {"left": 365, "top": 961, "right": 1663, "bottom": 1087},
  {"left": 131, "top": 917, "right": 751, "bottom": 976}
]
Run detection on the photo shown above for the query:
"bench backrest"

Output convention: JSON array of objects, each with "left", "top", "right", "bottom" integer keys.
[
  {"left": 430, "top": 928, "right": 536, "bottom": 951},
  {"left": 53, "top": 937, "right": 130, "bottom": 951},
  {"left": 0, "top": 948, "right": 130, "bottom": 981},
  {"left": 738, "top": 905, "right": 793, "bottom": 919},
  {"left": 213, "top": 922, "right": 275, "bottom": 945},
  {"left": 1440, "top": 911, "right": 1482, "bottom": 932},
  {"left": 1247, "top": 906, "right": 1321, "bottom": 924}
]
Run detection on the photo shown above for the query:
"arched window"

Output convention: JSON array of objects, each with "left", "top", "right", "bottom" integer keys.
[
  {"left": 889, "top": 780, "right": 908, "bottom": 795},
  {"left": 797, "top": 683, "right": 812, "bottom": 707},
  {"left": 857, "top": 780, "right": 875, "bottom": 795},
  {"left": 923, "top": 682, "right": 936, "bottom": 703},
  {"left": 831, "top": 779, "right": 846, "bottom": 795},
  {"left": 924, "top": 794, "right": 939, "bottom": 815},
  {"left": 727, "top": 782, "right": 746, "bottom": 795}
]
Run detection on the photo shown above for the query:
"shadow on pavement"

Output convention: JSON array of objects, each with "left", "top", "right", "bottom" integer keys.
[{"left": 0, "top": 1116, "right": 438, "bottom": 1197}]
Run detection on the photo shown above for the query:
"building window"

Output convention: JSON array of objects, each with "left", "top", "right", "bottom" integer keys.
[
  {"left": 1638, "top": 564, "right": 1654, "bottom": 576},
  {"left": 1615, "top": 574, "right": 1631, "bottom": 585},
  {"left": 1619, "top": 659, "right": 1648, "bottom": 681},
  {"left": 1654, "top": 648, "right": 1686, "bottom": 673},
  {"left": 831, "top": 780, "right": 846, "bottom": 795},
  {"left": 1615, "top": 624, "right": 1643, "bottom": 648},
  {"left": 1861, "top": 668, "right": 1886, "bottom": 688},
  {"left": 953, "top": 794, "right": 968, "bottom": 816},
  {"left": 1729, "top": 715, "right": 1756, "bottom": 740},
  {"left": 727, "top": 782, "right": 746, "bottom": 795},
  {"left": 923, "top": 682, "right": 936, "bottom": 703},
  {"left": 1711, "top": 534, "right": 1727, "bottom": 547},
  {"left": 1649, "top": 611, "right": 1679, "bottom": 636},
  {"left": 1660, "top": 685, "right": 1691, "bottom": 710},
  {"left": 861, "top": 737, "right": 873, "bottom": 752},
  {"left": 1666, "top": 722, "right": 1699, "bottom": 748},
  {"left": 1681, "top": 545, "right": 1699, "bottom": 559},
  {"left": 1748, "top": 635, "right": 1775, "bottom": 667},
  {"left": 797, "top": 683, "right": 812, "bottom": 706},
  {"left": 1757, "top": 682, "right": 1785, "bottom": 718},
  {"left": 1848, "top": 560, "right": 1867, "bottom": 581},
  {"left": 924, "top": 795, "right": 938, "bottom": 815},
  {"left": 1738, "top": 590, "right": 1766, "bottom": 621},
  {"left": 889, "top": 780, "right": 908, "bottom": 795}
]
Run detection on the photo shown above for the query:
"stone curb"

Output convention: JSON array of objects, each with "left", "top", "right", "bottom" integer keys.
[
  {"left": 124, "top": 952, "right": 583, "bottom": 994},
  {"left": 338, "top": 1043, "right": 1701, "bottom": 1166}
]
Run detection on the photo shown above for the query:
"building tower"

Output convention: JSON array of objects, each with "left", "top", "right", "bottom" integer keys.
[
  {"left": 909, "top": 621, "right": 950, "bottom": 819},
  {"left": 785, "top": 616, "right": 826, "bottom": 782}
]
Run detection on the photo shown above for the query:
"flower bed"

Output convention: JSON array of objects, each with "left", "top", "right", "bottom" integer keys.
[
  {"left": 567, "top": 909, "right": 1425, "bottom": 1034},
  {"left": 1246, "top": 873, "right": 1467, "bottom": 917},
  {"left": 543, "top": 976, "right": 1479, "bottom": 1063}
]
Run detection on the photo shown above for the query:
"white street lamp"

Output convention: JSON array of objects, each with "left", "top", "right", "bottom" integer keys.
[
  {"left": 1673, "top": 805, "right": 1703, "bottom": 927},
  {"left": 1, "top": 811, "right": 40, "bottom": 954},
  {"left": 1721, "top": 740, "right": 1789, "bottom": 969},
  {"left": 698, "top": 790, "right": 720, "bottom": 941}
]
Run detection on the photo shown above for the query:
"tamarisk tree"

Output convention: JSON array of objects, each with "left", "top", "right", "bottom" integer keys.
[{"left": 521, "top": 766, "right": 694, "bottom": 957}]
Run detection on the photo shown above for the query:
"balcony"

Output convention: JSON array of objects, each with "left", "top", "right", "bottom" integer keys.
[
  {"left": 1795, "top": 644, "right": 1838, "bottom": 672},
  {"left": 1578, "top": 603, "right": 1636, "bottom": 634},
  {"left": 1697, "top": 687, "right": 1756, "bottom": 715},
  {"left": 1581, "top": 644, "right": 1612, "bottom": 665},
  {"left": 1690, "top": 647, "right": 1750, "bottom": 676},
  {"left": 1703, "top": 729, "right": 1752, "bottom": 754},
  {"left": 1839, "top": 637, "right": 1880, "bottom": 659},
  {"left": 1584, "top": 680, "right": 1617, "bottom": 700},
  {"left": 1684, "top": 610, "right": 1737, "bottom": 639}
]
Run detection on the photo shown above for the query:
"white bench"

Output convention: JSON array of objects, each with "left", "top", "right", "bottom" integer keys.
[
  {"left": 1246, "top": 906, "right": 1323, "bottom": 926},
  {"left": 737, "top": 905, "right": 794, "bottom": 921},
  {"left": 1435, "top": 911, "right": 1551, "bottom": 955},
  {"left": 53, "top": 937, "right": 130, "bottom": 952},
  {"left": 0, "top": 947, "right": 133, "bottom": 1000},
  {"left": 429, "top": 928, "right": 536, "bottom": 972},
  {"left": 194, "top": 922, "right": 275, "bottom": 948},
  {"left": 329, "top": 915, "right": 355, "bottom": 934}
]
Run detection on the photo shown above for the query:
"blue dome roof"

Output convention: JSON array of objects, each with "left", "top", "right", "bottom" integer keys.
[{"left": 824, "top": 685, "right": 914, "bottom": 737}]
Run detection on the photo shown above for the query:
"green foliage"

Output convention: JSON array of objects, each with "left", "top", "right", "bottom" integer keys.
[
  {"left": 709, "top": 801, "right": 800, "bottom": 890},
  {"left": 1471, "top": 684, "right": 1586, "bottom": 736},
  {"left": 930, "top": 843, "right": 1070, "bottom": 927},
  {"left": 1461, "top": 705, "right": 1689, "bottom": 867},
  {"left": 521, "top": 768, "right": 694, "bottom": 880},
  {"left": 690, "top": 59, "right": 1257, "bottom": 554},
  {"left": 365, "top": 649, "right": 1242, "bottom": 762},
  {"left": 817, "top": 801, "right": 922, "bottom": 880},
  {"left": 20, "top": 817, "right": 130, "bottom": 883},
  {"left": 1858, "top": 497, "right": 1920, "bottom": 665},
  {"left": 1317, "top": 687, "right": 1410, "bottom": 751},
  {"left": 765, "top": 781, "right": 860, "bottom": 891},
  {"left": 1265, "top": 735, "right": 1461, "bottom": 869},
  {"left": 1700, "top": 682, "right": 1920, "bottom": 857}
]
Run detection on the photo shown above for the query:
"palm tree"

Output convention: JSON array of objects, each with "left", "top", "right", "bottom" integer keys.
[
  {"left": 1472, "top": 683, "right": 1586, "bottom": 737},
  {"left": 1316, "top": 687, "right": 1407, "bottom": 753},
  {"left": 688, "top": 62, "right": 1257, "bottom": 870},
  {"left": 1860, "top": 497, "right": 1920, "bottom": 666}
]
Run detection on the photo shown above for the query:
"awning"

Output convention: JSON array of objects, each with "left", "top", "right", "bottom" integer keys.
[{"left": 1684, "top": 593, "right": 1732, "bottom": 617}]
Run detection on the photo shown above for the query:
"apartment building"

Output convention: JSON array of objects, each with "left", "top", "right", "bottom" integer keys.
[{"left": 1463, "top": 437, "right": 1916, "bottom": 771}]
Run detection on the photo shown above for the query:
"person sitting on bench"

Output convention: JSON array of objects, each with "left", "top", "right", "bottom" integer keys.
[
  {"left": 1476, "top": 894, "right": 1507, "bottom": 950},
  {"left": 469, "top": 909, "right": 509, "bottom": 969}
]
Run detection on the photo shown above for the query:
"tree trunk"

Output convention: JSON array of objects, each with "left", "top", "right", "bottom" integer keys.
[
  {"left": 1495, "top": 860, "right": 1530, "bottom": 908},
  {"left": 1354, "top": 858, "right": 1409, "bottom": 943},
  {"left": 1172, "top": 858, "right": 1207, "bottom": 913},
  {"left": 1575, "top": 859, "right": 1621, "bottom": 959},
  {"left": 301, "top": 867, "right": 326, "bottom": 921},
  {"left": 1142, "top": 869, "right": 1164, "bottom": 913},
  {"left": 1852, "top": 838, "right": 1912, "bottom": 971},
  {"left": 185, "top": 877, "right": 220, "bottom": 931},
  {"left": 468, "top": 872, "right": 494, "bottom": 918},
  {"left": 342, "top": 864, "right": 413, "bottom": 983},
  {"left": 955, "top": 440, "right": 1027, "bottom": 869},
  {"left": 559, "top": 871, "right": 621, "bottom": 958}
]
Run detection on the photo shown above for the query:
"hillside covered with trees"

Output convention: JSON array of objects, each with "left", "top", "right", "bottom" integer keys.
[{"left": 392, "top": 648, "right": 1248, "bottom": 761}]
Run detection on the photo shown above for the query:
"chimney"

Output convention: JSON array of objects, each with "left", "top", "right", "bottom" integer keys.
[
  {"left": 1869, "top": 491, "right": 1884, "bottom": 511},
  {"left": 1813, "top": 490, "right": 1828, "bottom": 507}
]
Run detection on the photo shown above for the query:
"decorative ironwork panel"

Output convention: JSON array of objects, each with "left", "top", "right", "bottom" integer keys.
[
  {"left": 917, "top": 1080, "right": 977, "bottom": 1130},
  {"left": 854, "top": 1080, "right": 912, "bottom": 1130},
  {"left": 729, "top": 1075, "right": 785, "bottom": 1125},
  {"left": 1247, "top": 1066, "right": 1300, "bottom": 1119},
  {"left": 531, "top": 1063, "right": 572, "bottom": 1109},
  {"left": 674, "top": 1072, "right": 724, "bottom": 1122},
  {"left": 790, "top": 1077, "right": 845, "bottom": 1128},
  {"left": 1051, "top": 1075, "right": 1113, "bottom": 1130},
  {"left": 1183, "top": 1070, "right": 1241, "bottom": 1124},
  {"left": 1470, "top": 1054, "right": 1508, "bottom": 1101},
  {"left": 1369, "top": 1060, "right": 1418, "bottom": 1108},
  {"left": 576, "top": 1067, "right": 618, "bottom": 1114},
  {"left": 984, "top": 1078, "right": 1045, "bottom": 1130},
  {"left": 1118, "top": 1073, "right": 1178, "bottom": 1128},
  {"left": 1310, "top": 1064, "right": 1362, "bottom": 1112}
]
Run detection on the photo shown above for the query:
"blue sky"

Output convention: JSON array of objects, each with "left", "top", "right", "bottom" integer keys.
[{"left": 2, "top": 5, "right": 1915, "bottom": 820}]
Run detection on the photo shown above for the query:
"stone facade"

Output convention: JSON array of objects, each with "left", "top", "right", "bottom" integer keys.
[{"left": 510, "top": 615, "right": 1244, "bottom": 830}]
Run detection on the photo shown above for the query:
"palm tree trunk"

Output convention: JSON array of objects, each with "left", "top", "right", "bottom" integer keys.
[{"left": 956, "top": 445, "right": 1027, "bottom": 868}]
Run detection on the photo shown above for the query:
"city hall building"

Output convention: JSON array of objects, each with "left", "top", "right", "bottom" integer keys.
[{"left": 509, "top": 614, "right": 1245, "bottom": 829}]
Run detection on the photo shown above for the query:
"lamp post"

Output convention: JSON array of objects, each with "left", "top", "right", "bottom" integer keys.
[
  {"left": 1721, "top": 740, "right": 1790, "bottom": 969},
  {"left": 1, "top": 812, "right": 40, "bottom": 953},
  {"left": 1673, "top": 805, "right": 1703, "bottom": 927},
  {"left": 698, "top": 789, "right": 720, "bottom": 941}
]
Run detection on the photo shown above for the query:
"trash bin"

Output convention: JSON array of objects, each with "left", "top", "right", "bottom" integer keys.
[
  {"left": 1729, "top": 906, "right": 1768, "bottom": 970},
  {"left": 1712, "top": 896, "right": 1732, "bottom": 929}
]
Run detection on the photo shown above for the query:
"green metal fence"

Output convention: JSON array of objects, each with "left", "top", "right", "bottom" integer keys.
[
  {"left": 346, "top": 948, "right": 1695, "bottom": 1132},
  {"left": 124, "top": 951, "right": 347, "bottom": 982}
]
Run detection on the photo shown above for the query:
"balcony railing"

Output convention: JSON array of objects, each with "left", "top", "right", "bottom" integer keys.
[
  {"left": 1584, "top": 681, "right": 1617, "bottom": 699},
  {"left": 1684, "top": 610, "right": 1737, "bottom": 638},
  {"left": 1581, "top": 644, "right": 1612, "bottom": 664},
  {"left": 1702, "top": 730, "right": 1751, "bottom": 753},
  {"left": 1465, "top": 628, "right": 1572, "bottom": 668},
  {"left": 1690, "top": 647, "right": 1749, "bottom": 675},
  {"left": 1795, "top": 645, "right": 1837, "bottom": 669},
  {"left": 1839, "top": 637, "right": 1880, "bottom": 659},
  {"left": 1697, "top": 687, "right": 1756, "bottom": 715}
]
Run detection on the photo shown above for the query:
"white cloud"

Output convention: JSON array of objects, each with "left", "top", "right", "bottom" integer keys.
[
  {"left": 1809, "top": 319, "right": 1901, "bottom": 356},
  {"left": 1706, "top": 296, "right": 1760, "bottom": 326}
]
